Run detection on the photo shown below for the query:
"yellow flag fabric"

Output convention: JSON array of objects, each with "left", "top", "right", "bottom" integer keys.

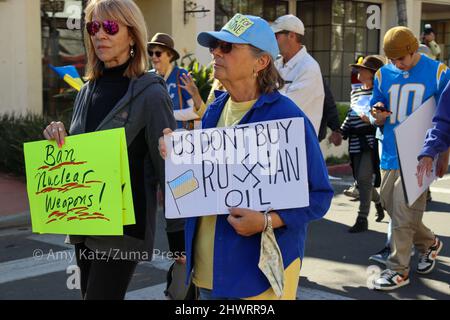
[{"left": 63, "top": 74, "right": 83, "bottom": 91}]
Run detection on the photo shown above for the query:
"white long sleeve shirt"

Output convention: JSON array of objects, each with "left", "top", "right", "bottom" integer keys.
[{"left": 275, "top": 46, "right": 325, "bottom": 136}]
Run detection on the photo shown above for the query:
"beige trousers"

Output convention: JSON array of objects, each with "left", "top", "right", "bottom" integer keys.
[{"left": 380, "top": 169, "right": 435, "bottom": 275}]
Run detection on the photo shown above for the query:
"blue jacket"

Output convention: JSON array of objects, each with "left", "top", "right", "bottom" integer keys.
[
  {"left": 184, "top": 90, "right": 334, "bottom": 298},
  {"left": 420, "top": 80, "right": 450, "bottom": 159}
]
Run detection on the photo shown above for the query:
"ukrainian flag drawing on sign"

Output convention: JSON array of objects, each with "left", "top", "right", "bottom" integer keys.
[
  {"left": 167, "top": 170, "right": 199, "bottom": 215},
  {"left": 50, "top": 65, "right": 84, "bottom": 91}
]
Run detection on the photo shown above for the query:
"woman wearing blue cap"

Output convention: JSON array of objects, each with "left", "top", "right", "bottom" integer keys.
[{"left": 160, "top": 14, "right": 333, "bottom": 300}]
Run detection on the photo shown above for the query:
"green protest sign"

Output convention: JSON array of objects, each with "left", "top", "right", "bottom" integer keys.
[
  {"left": 120, "top": 130, "right": 135, "bottom": 226},
  {"left": 24, "top": 128, "right": 135, "bottom": 235}
]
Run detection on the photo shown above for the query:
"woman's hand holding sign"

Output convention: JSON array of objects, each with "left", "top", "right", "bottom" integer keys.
[
  {"left": 417, "top": 150, "right": 450, "bottom": 187},
  {"left": 159, "top": 128, "right": 173, "bottom": 160},
  {"left": 43, "top": 121, "right": 67, "bottom": 148},
  {"left": 227, "top": 207, "right": 285, "bottom": 237},
  {"left": 416, "top": 156, "right": 433, "bottom": 187}
]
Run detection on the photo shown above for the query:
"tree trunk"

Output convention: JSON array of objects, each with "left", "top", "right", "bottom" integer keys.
[
  {"left": 81, "top": 0, "right": 88, "bottom": 46},
  {"left": 41, "top": 2, "right": 61, "bottom": 117},
  {"left": 396, "top": 0, "right": 408, "bottom": 26}
]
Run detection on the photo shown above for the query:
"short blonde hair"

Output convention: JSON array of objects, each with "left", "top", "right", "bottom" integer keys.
[{"left": 84, "top": 0, "right": 149, "bottom": 80}]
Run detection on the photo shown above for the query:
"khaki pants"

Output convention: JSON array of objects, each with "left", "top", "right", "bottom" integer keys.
[{"left": 380, "top": 169, "right": 435, "bottom": 275}]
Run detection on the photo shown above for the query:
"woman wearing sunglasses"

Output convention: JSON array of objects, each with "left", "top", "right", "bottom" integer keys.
[
  {"left": 148, "top": 33, "right": 206, "bottom": 130},
  {"left": 43, "top": 0, "right": 176, "bottom": 300},
  {"left": 159, "top": 14, "right": 333, "bottom": 300}
]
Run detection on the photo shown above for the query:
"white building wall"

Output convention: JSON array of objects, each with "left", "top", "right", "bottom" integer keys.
[
  {"left": 0, "top": 0, "right": 42, "bottom": 115},
  {"left": 139, "top": 0, "right": 214, "bottom": 67},
  {"left": 193, "top": 0, "right": 215, "bottom": 67},
  {"left": 379, "top": 0, "right": 450, "bottom": 55},
  {"left": 171, "top": 0, "right": 208, "bottom": 65}
]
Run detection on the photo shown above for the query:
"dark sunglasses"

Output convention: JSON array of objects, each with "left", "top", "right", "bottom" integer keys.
[
  {"left": 86, "top": 20, "right": 120, "bottom": 36},
  {"left": 209, "top": 40, "right": 233, "bottom": 54},
  {"left": 148, "top": 50, "right": 163, "bottom": 58}
]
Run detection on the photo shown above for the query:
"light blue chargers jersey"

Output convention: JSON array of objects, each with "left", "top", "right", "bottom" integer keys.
[{"left": 370, "top": 54, "right": 450, "bottom": 170}]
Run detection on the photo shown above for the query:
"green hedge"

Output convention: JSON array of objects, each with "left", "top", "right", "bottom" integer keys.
[
  {"left": 180, "top": 56, "right": 214, "bottom": 102},
  {"left": 0, "top": 112, "right": 72, "bottom": 176},
  {"left": 336, "top": 102, "right": 350, "bottom": 125},
  {"left": 325, "top": 154, "right": 350, "bottom": 166}
]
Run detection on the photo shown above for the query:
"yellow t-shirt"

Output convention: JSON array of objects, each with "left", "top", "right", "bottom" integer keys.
[{"left": 192, "top": 97, "right": 301, "bottom": 300}]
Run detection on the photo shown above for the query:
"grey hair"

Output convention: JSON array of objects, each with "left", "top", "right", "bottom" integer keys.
[{"left": 247, "top": 46, "right": 285, "bottom": 94}]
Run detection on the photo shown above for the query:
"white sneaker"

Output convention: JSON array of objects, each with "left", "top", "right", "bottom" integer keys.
[
  {"left": 416, "top": 237, "right": 443, "bottom": 274},
  {"left": 343, "top": 183, "right": 359, "bottom": 199},
  {"left": 372, "top": 269, "right": 410, "bottom": 291},
  {"left": 369, "top": 247, "right": 390, "bottom": 265}
]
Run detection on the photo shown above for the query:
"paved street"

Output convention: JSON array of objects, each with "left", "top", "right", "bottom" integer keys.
[
  {"left": 0, "top": 171, "right": 449, "bottom": 300},
  {"left": 301, "top": 172, "right": 450, "bottom": 300}
]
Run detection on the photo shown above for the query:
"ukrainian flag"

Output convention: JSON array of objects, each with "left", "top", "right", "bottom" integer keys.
[
  {"left": 168, "top": 170, "right": 199, "bottom": 200},
  {"left": 49, "top": 65, "right": 84, "bottom": 91}
]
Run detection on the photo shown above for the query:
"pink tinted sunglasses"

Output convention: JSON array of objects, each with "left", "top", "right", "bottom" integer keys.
[{"left": 86, "top": 20, "right": 120, "bottom": 36}]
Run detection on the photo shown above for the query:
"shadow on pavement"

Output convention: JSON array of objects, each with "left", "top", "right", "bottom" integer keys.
[
  {"left": 426, "top": 200, "right": 450, "bottom": 214},
  {"left": 302, "top": 218, "right": 450, "bottom": 300}
]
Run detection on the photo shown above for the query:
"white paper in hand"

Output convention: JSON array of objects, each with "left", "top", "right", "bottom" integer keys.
[{"left": 394, "top": 97, "right": 437, "bottom": 206}]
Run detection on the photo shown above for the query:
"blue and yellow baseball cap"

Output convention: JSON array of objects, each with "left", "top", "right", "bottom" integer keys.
[{"left": 197, "top": 13, "right": 279, "bottom": 60}]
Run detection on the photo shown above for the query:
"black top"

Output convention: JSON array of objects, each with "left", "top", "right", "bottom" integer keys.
[
  {"left": 85, "top": 61, "right": 148, "bottom": 240},
  {"left": 318, "top": 77, "right": 341, "bottom": 141},
  {"left": 86, "top": 61, "right": 131, "bottom": 133}
]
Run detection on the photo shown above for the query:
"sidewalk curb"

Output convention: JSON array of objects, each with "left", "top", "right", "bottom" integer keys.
[
  {"left": 0, "top": 211, "right": 31, "bottom": 230},
  {"left": 327, "top": 163, "right": 352, "bottom": 176}
]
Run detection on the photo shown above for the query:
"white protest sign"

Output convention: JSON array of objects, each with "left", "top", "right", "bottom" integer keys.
[
  {"left": 164, "top": 118, "right": 309, "bottom": 219},
  {"left": 394, "top": 97, "right": 437, "bottom": 206}
]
